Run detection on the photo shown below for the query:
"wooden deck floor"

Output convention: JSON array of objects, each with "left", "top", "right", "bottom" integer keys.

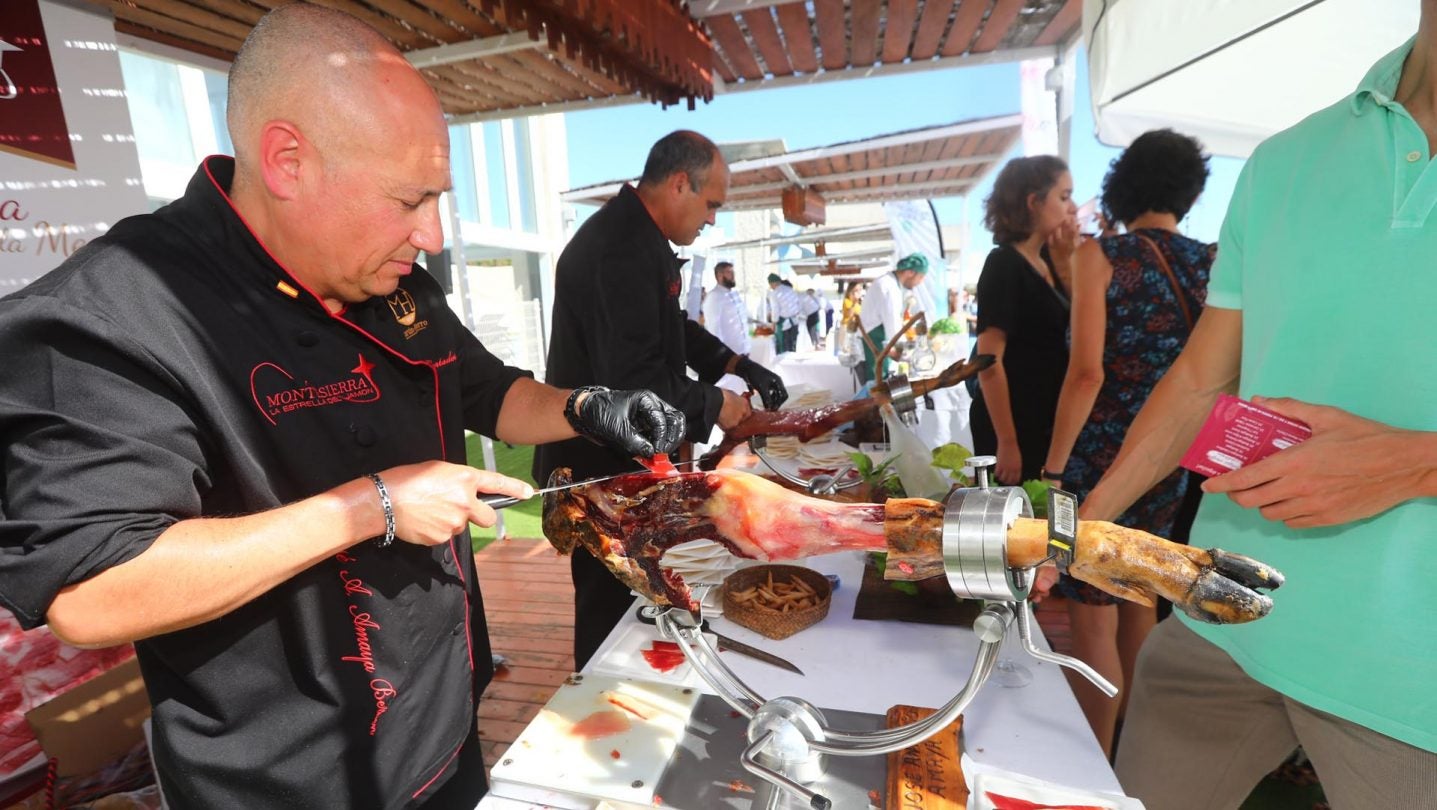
[
  {"left": 474, "top": 538, "right": 576, "bottom": 768},
  {"left": 473, "top": 537, "right": 1074, "bottom": 769}
]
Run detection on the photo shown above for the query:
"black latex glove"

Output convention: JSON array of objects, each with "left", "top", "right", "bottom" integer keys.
[
  {"left": 574, "top": 389, "right": 686, "bottom": 457},
  {"left": 734, "top": 356, "right": 788, "bottom": 410}
]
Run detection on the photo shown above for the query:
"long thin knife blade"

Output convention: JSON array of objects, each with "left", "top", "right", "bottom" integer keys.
[
  {"left": 480, "top": 458, "right": 702, "bottom": 509},
  {"left": 712, "top": 632, "right": 804, "bottom": 675}
]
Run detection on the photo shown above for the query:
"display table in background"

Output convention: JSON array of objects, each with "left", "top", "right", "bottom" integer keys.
[
  {"left": 748, "top": 334, "right": 776, "bottom": 369},
  {"left": 768, "top": 351, "right": 974, "bottom": 454},
  {"left": 773, "top": 351, "right": 857, "bottom": 400}
]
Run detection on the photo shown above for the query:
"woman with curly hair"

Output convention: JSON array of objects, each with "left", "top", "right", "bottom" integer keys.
[
  {"left": 970, "top": 155, "right": 1079, "bottom": 484},
  {"left": 1042, "top": 129, "right": 1214, "bottom": 757}
]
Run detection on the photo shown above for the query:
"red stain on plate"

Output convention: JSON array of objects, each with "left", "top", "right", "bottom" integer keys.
[{"left": 569, "top": 710, "right": 630, "bottom": 740}]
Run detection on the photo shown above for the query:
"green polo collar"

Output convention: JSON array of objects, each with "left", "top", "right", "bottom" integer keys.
[{"left": 1350, "top": 37, "right": 1415, "bottom": 115}]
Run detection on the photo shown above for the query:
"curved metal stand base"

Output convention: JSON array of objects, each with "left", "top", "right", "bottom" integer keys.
[
  {"left": 654, "top": 601, "right": 1010, "bottom": 809},
  {"left": 647, "top": 473, "right": 1119, "bottom": 808}
]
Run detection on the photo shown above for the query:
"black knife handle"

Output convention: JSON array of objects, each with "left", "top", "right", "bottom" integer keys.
[{"left": 479, "top": 493, "right": 522, "bottom": 510}]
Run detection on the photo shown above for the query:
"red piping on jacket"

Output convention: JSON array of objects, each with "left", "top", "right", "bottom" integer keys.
[
  {"left": 202, "top": 158, "right": 447, "bottom": 449},
  {"left": 410, "top": 743, "right": 464, "bottom": 800}
]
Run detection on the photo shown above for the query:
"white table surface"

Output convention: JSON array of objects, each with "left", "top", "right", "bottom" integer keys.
[
  {"left": 749, "top": 334, "right": 777, "bottom": 369},
  {"left": 774, "top": 351, "right": 858, "bottom": 400},
  {"left": 482, "top": 551, "right": 1120, "bottom": 809}
]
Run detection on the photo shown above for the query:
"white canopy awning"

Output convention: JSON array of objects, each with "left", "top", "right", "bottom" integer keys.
[{"left": 1084, "top": 0, "right": 1417, "bottom": 158}]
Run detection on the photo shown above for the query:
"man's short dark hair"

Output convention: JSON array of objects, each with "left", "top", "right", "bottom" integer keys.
[
  {"left": 714, "top": 261, "right": 733, "bottom": 276},
  {"left": 640, "top": 130, "right": 720, "bottom": 191}
]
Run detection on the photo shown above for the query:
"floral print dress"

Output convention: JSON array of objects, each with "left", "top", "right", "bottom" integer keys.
[{"left": 1056, "top": 229, "right": 1215, "bottom": 605}]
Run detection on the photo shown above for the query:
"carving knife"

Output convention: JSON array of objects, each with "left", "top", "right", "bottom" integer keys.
[
  {"left": 635, "top": 604, "right": 803, "bottom": 675},
  {"left": 479, "top": 458, "right": 701, "bottom": 510},
  {"left": 709, "top": 631, "right": 805, "bottom": 675}
]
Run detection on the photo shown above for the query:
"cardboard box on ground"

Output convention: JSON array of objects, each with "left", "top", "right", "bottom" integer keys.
[
  {"left": 26, "top": 657, "right": 150, "bottom": 778},
  {"left": 2, "top": 658, "right": 159, "bottom": 810}
]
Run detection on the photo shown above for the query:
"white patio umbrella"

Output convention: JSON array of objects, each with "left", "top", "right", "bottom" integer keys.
[{"left": 1084, "top": 0, "right": 1418, "bottom": 158}]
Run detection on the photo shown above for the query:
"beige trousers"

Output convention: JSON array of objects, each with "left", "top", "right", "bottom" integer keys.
[{"left": 1114, "top": 617, "right": 1437, "bottom": 810}]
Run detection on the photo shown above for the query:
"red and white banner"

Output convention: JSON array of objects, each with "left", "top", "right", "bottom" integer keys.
[{"left": 0, "top": 0, "right": 146, "bottom": 292}]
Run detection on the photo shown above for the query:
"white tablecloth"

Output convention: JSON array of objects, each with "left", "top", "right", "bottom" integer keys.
[
  {"left": 483, "top": 552, "right": 1119, "bottom": 809},
  {"left": 774, "top": 351, "right": 858, "bottom": 400},
  {"left": 749, "top": 334, "right": 777, "bottom": 369}
]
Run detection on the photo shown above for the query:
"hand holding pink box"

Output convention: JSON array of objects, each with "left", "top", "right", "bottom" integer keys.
[{"left": 1180, "top": 394, "right": 1313, "bottom": 477}]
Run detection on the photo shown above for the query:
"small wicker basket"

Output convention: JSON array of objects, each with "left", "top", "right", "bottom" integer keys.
[{"left": 721, "top": 564, "right": 832, "bottom": 640}]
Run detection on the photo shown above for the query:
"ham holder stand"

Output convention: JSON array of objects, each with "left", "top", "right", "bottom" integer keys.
[{"left": 644, "top": 455, "right": 1117, "bottom": 810}]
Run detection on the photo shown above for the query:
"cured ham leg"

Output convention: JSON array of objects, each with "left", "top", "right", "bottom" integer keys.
[
  {"left": 884, "top": 512, "right": 1284, "bottom": 625},
  {"left": 699, "top": 355, "right": 995, "bottom": 469},
  {"left": 542, "top": 468, "right": 1283, "bottom": 625}
]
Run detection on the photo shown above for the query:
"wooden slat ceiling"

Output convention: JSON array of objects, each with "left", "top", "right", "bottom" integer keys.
[
  {"left": 102, "top": 0, "right": 714, "bottom": 117},
  {"left": 106, "top": 0, "right": 1082, "bottom": 121},
  {"left": 562, "top": 115, "right": 1023, "bottom": 211},
  {"left": 702, "top": 0, "right": 1080, "bottom": 85}
]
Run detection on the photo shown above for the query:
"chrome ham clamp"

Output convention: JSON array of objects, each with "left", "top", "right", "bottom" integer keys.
[
  {"left": 882, "top": 372, "right": 920, "bottom": 427},
  {"left": 946, "top": 456, "right": 1116, "bottom": 693},
  {"left": 747, "top": 435, "right": 863, "bottom": 496},
  {"left": 646, "top": 455, "right": 1115, "bottom": 810}
]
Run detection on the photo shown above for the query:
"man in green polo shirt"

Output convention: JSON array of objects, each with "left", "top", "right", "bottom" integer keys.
[{"left": 1077, "top": 15, "right": 1437, "bottom": 809}]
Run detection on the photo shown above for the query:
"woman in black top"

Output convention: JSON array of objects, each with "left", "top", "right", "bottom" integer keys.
[{"left": 970, "top": 156, "right": 1079, "bottom": 484}]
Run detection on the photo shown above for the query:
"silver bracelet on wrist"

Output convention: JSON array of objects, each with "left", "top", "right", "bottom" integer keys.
[{"left": 367, "top": 473, "right": 395, "bottom": 547}]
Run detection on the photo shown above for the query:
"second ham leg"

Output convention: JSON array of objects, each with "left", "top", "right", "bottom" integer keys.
[{"left": 885, "top": 512, "right": 1284, "bottom": 624}]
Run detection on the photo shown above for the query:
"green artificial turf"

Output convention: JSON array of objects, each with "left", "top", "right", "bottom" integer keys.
[{"left": 464, "top": 433, "right": 542, "bottom": 551}]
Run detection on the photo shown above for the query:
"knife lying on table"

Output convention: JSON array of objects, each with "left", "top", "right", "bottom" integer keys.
[
  {"left": 479, "top": 457, "right": 701, "bottom": 510},
  {"left": 635, "top": 604, "right": 803, "bottom": 675}
]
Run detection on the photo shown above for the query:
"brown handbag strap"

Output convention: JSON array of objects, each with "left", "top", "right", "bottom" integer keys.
[{"left": 1135, "top": 233, "right": 1193, "bottom": 331}]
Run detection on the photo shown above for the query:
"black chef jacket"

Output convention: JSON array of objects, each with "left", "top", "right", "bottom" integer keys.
[
  {"left": 534, "top": 184, "right": 734, "bottom": 485},
  {"left": 0, "top": 157, "right": 529, "bottom": 809},
  {"left": 533, "top": 184, "right": 735, "bottom": 667}
]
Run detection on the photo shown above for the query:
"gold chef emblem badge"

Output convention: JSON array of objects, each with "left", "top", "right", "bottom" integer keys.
[
  {"left": 385, "top": 289, "right": 429, "bottom": 339},
  {"left": 386, "top": 289, "right": 418, "bottom": 326}
]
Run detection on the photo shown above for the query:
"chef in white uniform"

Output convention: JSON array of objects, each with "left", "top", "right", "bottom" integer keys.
[
  {"left": 701, "top": 260, "right": 750, "bottom": 356},
  {"left": 858, "top": 253, "right": 928, "bottom": 382}
]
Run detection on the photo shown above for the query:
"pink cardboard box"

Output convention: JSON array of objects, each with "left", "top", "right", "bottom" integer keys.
[{"left": 1180, "top": 394, "right": 1312, "bottom": 477}]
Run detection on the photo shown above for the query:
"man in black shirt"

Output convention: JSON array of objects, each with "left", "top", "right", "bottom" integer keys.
[
  {"left": 0, "top": 5, "right": 683, "bottom": 808},
  {"left": 535, "top": 131, "right": 788, "bottom": 668}
]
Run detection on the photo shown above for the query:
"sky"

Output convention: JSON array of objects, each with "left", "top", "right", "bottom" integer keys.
[{"left": 563, "top": 47, "right": 1245, "bottom": 287}]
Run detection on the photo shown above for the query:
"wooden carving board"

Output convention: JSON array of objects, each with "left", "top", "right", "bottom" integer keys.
[{"left": 885, "top": 705, "right": 968, "bottom": 810}]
